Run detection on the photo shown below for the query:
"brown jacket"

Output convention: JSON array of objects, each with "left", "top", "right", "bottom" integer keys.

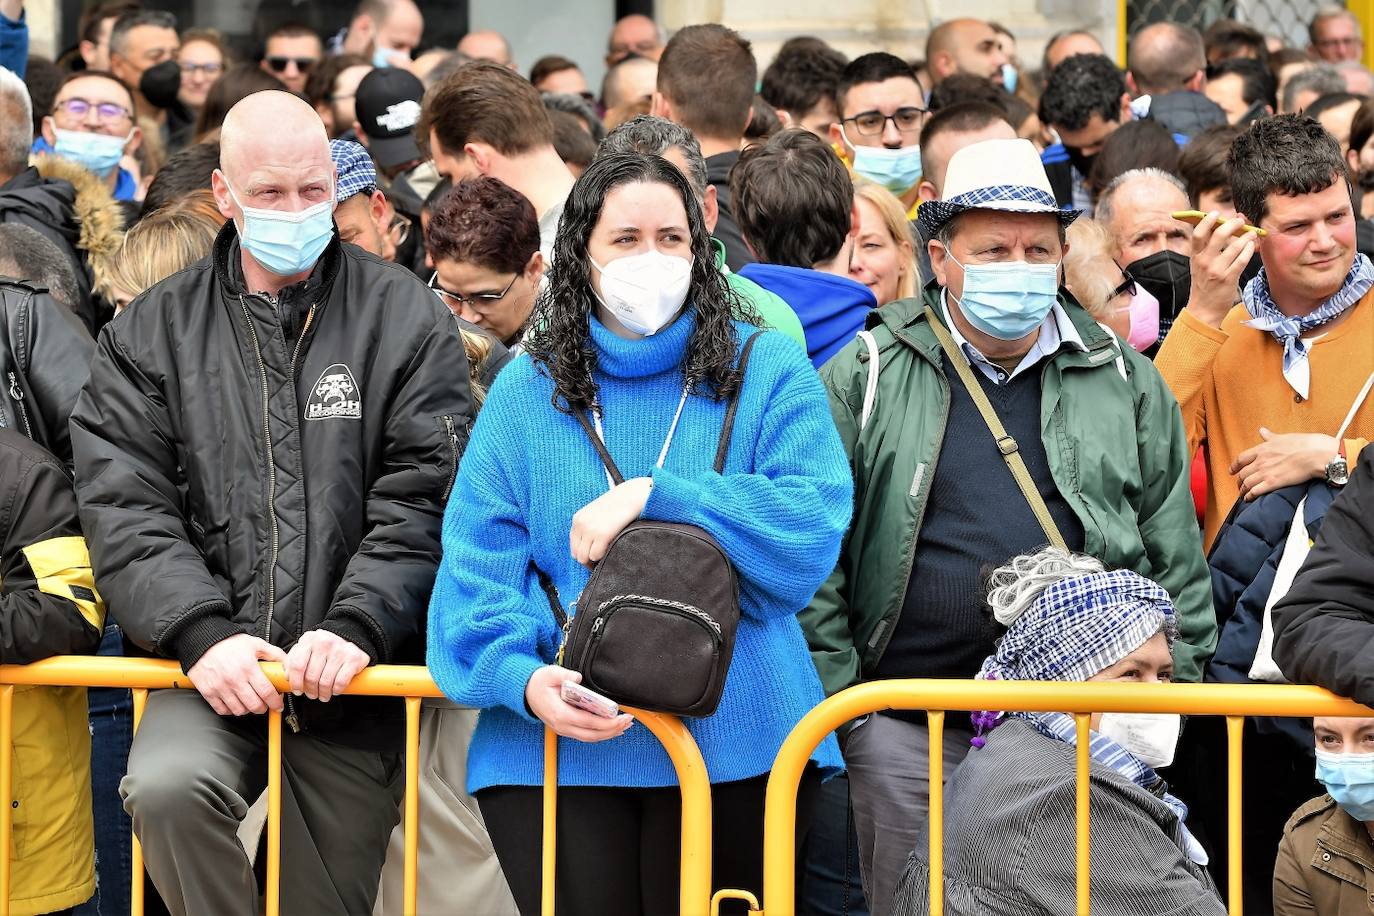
[{"left": 1275, "top": 794, "right": 1374, "bottom": 914}]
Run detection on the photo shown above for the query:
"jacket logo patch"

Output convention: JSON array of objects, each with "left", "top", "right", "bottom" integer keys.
[{"left": 305, "top": 364, "right": 362, "bottom": 420}]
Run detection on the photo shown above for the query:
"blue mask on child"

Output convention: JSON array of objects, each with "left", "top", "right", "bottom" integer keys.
[
  {"left": 52, "top": 128, "right": 127, "bottom": 178},
  {"left": 947, "top": 254, "right": 1060, "bottom": 340},
  {"left": 1317, "top": 749, "right": 1374, "bottom": 822},
  {"left": 226, "top": 180, "right": 335, "bottom": 278}
]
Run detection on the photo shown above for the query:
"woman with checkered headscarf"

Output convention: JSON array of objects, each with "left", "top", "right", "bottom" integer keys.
[{"left": 890, "top": 547, "right": 1225, "bottom": 916}]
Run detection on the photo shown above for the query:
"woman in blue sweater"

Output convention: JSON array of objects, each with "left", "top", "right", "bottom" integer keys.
[{"left": 427, "top": 152, "right": 851, "bottom": 914}]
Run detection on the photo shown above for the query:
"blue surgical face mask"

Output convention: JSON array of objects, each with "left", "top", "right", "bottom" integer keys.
[
  {"left": 843, "top": 127, "right": 922, "bottom": 195},
  {"left": 225, "top": 179, "right": 336, "bottom": 278},
  {"left": 947, "top": 252, "right": 1060, "bottom": 340},
  {"left": 1317, "top": 749, "right": 1374, "bottom": 822},
  {"left": 52, "top": 127, "right": 128, "bottom": 178},
  {"left": 372, "top": 43, "right": 395, "bottom": 68},
  {"left": 1001, "top": 63, "right": 1019, "bottom": 94}
]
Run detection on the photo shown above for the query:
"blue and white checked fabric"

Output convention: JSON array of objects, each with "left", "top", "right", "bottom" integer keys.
[
  {"left": 945, "top": 184, "right": 1060, "bottom": 211},
  {"left": 1242, "top": 253, "right": 1374, "bottom": 399},
  {"left": 976, "top": 569, "right": 1177, "bottom": 685},
  {"left": 1024, "top": 711, "right": 1210, "bottom": 866},
  {"left": 917, "top": 184, "right": 1081, "bottom": 241},
  {"left": 329, "top": 139, "right": 378, "bottom": 204}
]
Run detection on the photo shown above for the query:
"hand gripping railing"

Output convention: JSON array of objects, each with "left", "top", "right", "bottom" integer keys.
[
  {"left": 0, "top": 656, "right": 443, "bottom": 916},
  {"left": 758, "top": 679, "right": 1374, "bottom": 916},
  {"left": 0, "top": 657, "right": 717, "bottom": 916},
  {"left": 3, "top": 662, "right": 1373, "bottom": 916}
]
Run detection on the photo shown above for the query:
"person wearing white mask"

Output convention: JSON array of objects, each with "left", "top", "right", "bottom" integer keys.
[
  {"left": 426, "top": 151, "right": 850, "bottom": 914},
  {"left": 829, "top": 52, "right": 929, "bottom": 220},
  {"left": 70, "top": 89, "right": 474, "bottom": 916},
  {"left": 891, "top": 547, "right": 1226, "bottom": 916},
  {"left": 803, "top": 137, "right": 1213, "bottom": 916},
  {"left": 36, "top": 71, "right": 141, "bottom": 201}
]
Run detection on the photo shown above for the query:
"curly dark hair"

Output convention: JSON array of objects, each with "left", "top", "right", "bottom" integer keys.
[
  {"left": 523, "top": 152, "right": 761, "bottom": 415},
  {"left": 1038, "top": 53, "right": 1127, "bottom": 133}
]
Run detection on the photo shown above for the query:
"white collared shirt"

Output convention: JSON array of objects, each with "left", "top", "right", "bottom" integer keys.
[{"left": 941, "top": 291, "right": 1086, "bottom": 385}]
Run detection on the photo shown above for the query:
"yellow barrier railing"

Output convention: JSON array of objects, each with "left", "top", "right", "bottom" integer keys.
[
  {"left": 0, "top": 657, "right": 711, "bottom": 916},
  {"left": 4, "top": 660, "right": 1373, "bottom": 916},
  {"left": 759, "top": 679, "right": 1374, "bottom": 916}
]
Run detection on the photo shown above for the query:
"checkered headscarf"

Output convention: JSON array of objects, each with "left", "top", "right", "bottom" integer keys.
[
  {"left": 977, "top": 569, "right": 1177, "bottom": 685},
  {"left": 970, "top": 569, "right": 1177, "bottom": 749},
  {"left": 330, "top": 139, "right": 377, "bottom": 204}
]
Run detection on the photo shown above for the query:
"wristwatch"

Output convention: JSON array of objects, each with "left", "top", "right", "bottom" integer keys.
[{"left": 1326, "top": 441, "right": 1350, "bottom": 487}]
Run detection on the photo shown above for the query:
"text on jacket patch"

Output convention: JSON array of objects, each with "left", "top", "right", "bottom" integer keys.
[{"left": 306, "top": 364, "right": 363, "bottom": 420}]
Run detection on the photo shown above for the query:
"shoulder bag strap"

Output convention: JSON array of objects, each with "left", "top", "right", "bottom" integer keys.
[
  {"left": 573, "top": 408, "right": 626, "bottom": 486},
  {"left": 714, "top": 330, "right": 765, "bottom": 473},
  {"left": 923, "top": 306, "right": 1068, "bottom": 551},
  {"left": 1336, "top": 367, "right": 1374, "bottom": 442},
  {"left": 858, "top": 329, "right": 880, "bottom": 431}
]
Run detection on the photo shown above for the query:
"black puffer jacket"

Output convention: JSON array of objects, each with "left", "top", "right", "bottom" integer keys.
[
  {"left": 1207, "top": 481, "right": 1336, "bottom": 750},
  {"left": 71, "top": 224, "right": 473, "bottom": 750},
  {"left": 0, "top": 279, "right": 94, "bottom": 465}
]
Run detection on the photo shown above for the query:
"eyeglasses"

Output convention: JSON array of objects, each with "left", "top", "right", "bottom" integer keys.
[
  {"left": 180, "top": 61, "right": 224, "bottom": 77},
  {"left": 387, "top": 213, "right": 412, "bottom": 247},
  {"left": 53, "top": 98, "right": 133, "bottom": 123},
  {"left": 1316, "top": 36, "right": 1362, "bottom": 49},
  {"left": 428, "top": 271, "right": 519, "bottom": 310},
  {"left": 265, "top": 56, "right": 318, "bottom": 73},
  {"left": 843, "top": 106, "right": 927, "bottom": 137}
]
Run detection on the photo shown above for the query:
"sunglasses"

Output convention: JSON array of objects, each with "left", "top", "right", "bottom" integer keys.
[
  {"left": 265, "top": 56, "right": 318, "bottom": 73},
  {"left": 54, "top": 98, "right": 133, "bottom": 123},
  {"left": 1111, "top": 268, "right": 1137, "bottom": 300}
]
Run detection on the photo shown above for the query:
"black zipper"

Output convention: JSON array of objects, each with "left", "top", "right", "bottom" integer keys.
[
  {"left": 281, "top": 302, "right": 316, "bottom": 733},
  {"left": 7, "top": 372, "right": 32, "bottom": 439},
  {"left": 579, "top": 596, "right": 721, "bottom": 671},
  {"left": 440, "top": 415, "right": 459, "bottom": 500},
  {"left": 239, "top": 297, "right": 300, "bottom": 732}
]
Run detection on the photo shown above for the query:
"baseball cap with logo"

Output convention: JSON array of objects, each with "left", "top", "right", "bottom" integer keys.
[{"left": 354, "top": 68, "right": 426, "bottom": 169}]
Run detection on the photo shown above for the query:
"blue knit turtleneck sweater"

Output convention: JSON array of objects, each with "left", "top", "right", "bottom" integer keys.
[{"left": 427, "top": 309, "right": 850, "bottom": 791}]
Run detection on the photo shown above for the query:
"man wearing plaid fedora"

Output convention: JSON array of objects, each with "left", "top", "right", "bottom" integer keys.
[{"left": 802, "top": 138, "right": 1215, "bottom": 915}]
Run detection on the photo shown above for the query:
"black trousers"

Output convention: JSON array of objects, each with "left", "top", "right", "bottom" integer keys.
[{"left": 477, "top": 767, "right": 822, "bottom": 916}]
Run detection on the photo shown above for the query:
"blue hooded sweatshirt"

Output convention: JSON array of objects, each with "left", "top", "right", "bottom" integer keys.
[{"left": 737, "top": 263, "right": 877, "bottom": 369}]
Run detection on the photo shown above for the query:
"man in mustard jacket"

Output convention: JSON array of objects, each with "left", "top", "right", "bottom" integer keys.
[{"left": 0, "top": 426, "right": 104, "bottom": 914}]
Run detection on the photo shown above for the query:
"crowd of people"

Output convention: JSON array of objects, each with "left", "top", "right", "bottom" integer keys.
[{"left": 4, "top": 0, "right": 1374, "bottom": 913}]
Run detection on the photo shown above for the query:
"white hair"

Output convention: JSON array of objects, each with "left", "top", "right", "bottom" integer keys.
[
  {"left": 0, "top": 67, "right": 33, "bottom": 179},
  {"left": 985, "top": 547, "right": 1106, "bottom": 627},
  {"left": 1097, "top": 167, "right": 1188, "bottom": 228}
]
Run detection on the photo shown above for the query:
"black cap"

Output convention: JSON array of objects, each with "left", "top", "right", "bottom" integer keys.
[{"left": 354, "top": 68, "right": 425, "bottom": 169}]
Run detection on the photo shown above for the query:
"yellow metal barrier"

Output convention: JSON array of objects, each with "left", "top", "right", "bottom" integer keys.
[
  {"left": 760, "top": 679, "right": 1374, "bottom": 916},
  {"left": 5, "top": 660, "right": 1374, "bottom": 915},
  {"left": 0, "top": 657, "right": 710, "bottom": 916},
  {"left": 541, "top": 711, "right": 714, "bottom": 916}
]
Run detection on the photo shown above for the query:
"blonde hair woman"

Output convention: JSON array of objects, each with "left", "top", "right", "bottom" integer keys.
[
  {"left": 1063, "top": 218, "right": 1134, "bottom": 341},
  {"left": 851, "top": 178, "right": 919, "bottom": 304},
  {"left": 93, "top": 191, "right": 225, "bottom": 314}
]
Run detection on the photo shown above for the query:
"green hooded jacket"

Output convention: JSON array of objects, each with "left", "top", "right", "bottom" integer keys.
[{"left": 801, "top": 286, "right": 1217, "bottom": 698}]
